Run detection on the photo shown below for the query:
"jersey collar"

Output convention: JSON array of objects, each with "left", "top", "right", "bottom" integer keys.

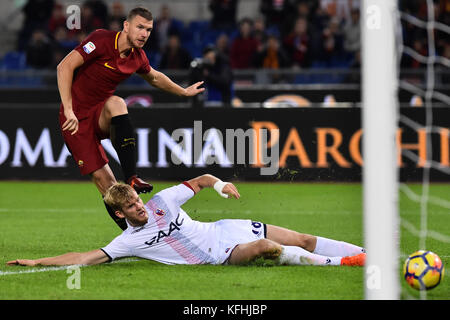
[{"left": 115, "top": 31, "right": 134, "bottom": 53}]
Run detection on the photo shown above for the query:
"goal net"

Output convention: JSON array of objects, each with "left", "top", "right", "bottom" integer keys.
[
  {"left": 396, "top": 0, "right": 450, "bottom": 300},
  {"left": 362, "top": 0, "right": 449, "bottom": 300}
]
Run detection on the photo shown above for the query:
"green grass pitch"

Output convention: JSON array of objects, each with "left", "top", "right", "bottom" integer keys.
[{"left": 0, "top": 181, "right": 448, "bottom": 300}]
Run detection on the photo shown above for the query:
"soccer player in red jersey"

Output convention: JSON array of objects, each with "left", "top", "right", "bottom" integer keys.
[{"left": 57, "top": 7, "right": 204, "bottom": 230}]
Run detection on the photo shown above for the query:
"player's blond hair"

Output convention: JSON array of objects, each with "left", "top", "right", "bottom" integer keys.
[{"left": 104, "top": 183, "right": 135, "bottom": 212}]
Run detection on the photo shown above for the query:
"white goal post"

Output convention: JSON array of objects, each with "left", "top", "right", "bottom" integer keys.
[{"left": 362, "top": 0, "right": 400, "bottom": 299}]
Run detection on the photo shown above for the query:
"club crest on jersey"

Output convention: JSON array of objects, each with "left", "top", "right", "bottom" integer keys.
[
  {"left": 155, "top": 208, "right": 165, "bottom": 216},
  {"left": 83, "top": 41, "right": 96, "bottom": 54}
]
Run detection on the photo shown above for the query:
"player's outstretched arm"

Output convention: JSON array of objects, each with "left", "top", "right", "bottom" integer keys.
[
  {"left": 140, "top": 68, "right": 205, "bottom": 97},
  {"left": 6, "top": 249, "right": 109, "bottom": 267},
  {"left": 187, "top": 174, "right": 240, "bottom": 199}
]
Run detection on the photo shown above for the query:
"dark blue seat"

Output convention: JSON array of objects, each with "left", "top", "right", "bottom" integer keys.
[{"left": 0, "top": 51, "right": 27, "bottom": 70}]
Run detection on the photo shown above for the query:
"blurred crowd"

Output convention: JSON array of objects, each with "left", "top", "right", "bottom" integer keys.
[
  {"left": 399, "top": 0, "right": 450, "bottom": 66},
  {"left": 8, "top": 0, "right": 450, "bottom": 77}
]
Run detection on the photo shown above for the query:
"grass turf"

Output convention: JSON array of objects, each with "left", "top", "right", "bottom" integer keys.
[{"left": 0, "top": 181, "right": 448, "bottom": 300}]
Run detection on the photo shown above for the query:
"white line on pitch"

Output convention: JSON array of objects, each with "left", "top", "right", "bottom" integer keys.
[
  {"left": 0, "top": 208, "right": 99, "bottom": 213},
  {"left": 0, "top": 258, "right": 140, "bottom": 276}
]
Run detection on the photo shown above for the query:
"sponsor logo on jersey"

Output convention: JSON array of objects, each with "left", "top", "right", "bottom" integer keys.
[
  {"left": 77, "top": 160, "right": 84, "bottom": 167},
  {"left": 104, "top": 62, "right": 116, "bottom": 70},
  {"left": 155, "top": 208, "right": 165, "bottom": 216},
  {"left": 83, "top": 41, "right": 96, "bottom": 54},
  {"left": 144, "top": 213, "right": 184, "bottom": 246},
  {"left": 225, "top": 247, "right": 231, "bottom": 253}
]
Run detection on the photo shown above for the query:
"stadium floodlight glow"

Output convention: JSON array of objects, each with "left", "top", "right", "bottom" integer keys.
[{"left": 362, "top": 0, "right": 400, "bottom": 300}]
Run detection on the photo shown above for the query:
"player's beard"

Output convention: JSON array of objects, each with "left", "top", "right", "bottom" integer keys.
[
  {"left": 127, "top": 34, "right": 146, "bottom": 48},
  {"left": 126, "top": 34, "right": 136, "bottom": 48}
]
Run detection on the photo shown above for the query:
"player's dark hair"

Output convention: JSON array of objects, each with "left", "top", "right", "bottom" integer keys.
[{"left": 127, "top": 7, "right": 153, "bottom": 22}]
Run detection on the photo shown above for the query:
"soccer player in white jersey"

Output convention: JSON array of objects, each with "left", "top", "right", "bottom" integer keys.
[{"left": 7, "top": 174, "right": 366, "bottom": 267}]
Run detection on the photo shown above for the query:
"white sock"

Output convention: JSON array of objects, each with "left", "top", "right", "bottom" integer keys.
[
  {"left": 313, "top": 236, "right": 365, "bottom": 257},
  {"left": 278, "top": 245, "right": 341, "bottom": 266}
]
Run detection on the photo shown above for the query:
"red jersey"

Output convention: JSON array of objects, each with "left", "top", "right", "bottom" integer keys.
[{"left": 71, "top": 29, "right": 151, "bottom": 118}]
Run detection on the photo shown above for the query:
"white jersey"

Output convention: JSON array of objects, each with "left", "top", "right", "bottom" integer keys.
[{"left": 101, "top": 183, "right": 266, "bottom": 265}]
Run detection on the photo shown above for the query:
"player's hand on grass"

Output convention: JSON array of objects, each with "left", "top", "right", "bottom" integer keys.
[
  {"left": 62, "top": 109, "right": 79, "bottom": 135},
  {"left": 184, "top": 81, "right": 205, "bottom": 97},
  {"left": 7, "top": 259, "right": 37, "bottom": 266},
  {"left": 223, "top": 183, "right": 240, "bottom": 199}
]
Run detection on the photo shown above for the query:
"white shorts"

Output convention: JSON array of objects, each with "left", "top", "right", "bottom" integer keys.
[{"left": 214, "top": 219, "right": 266, "bottom": 265}]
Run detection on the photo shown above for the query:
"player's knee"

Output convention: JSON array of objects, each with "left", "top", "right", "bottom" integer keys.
[
  {"left": 297, "top": 234, "right": 316, "bottom": 252},
  {"left": 105, "top": 96, "right": 127, "bottom": 115},
  {"left": 256, "top": 239, "right": 282, "bottom": 259}
]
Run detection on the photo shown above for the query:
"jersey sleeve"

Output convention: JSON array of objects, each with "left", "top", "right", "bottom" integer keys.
[
  {"left": 101, "top": 234, "right": 133, "bottom": 261},
  {"left": 136, "top": 50, "right": 151, "bottom": 74},
  {"left": 155, "top": 183, "right": 195, "bottom": 207},
  {"left": 74, "top": 29, "right": 108, "bottom": 62}
]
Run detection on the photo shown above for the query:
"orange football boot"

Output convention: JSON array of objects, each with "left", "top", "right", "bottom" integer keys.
[{"left": 341, "top": 253, "right": 366, "bottom": 266}]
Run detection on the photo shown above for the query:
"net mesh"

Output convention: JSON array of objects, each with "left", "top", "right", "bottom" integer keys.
[{"left": 396, "top": 0, "right": 449, "bottom": 299}]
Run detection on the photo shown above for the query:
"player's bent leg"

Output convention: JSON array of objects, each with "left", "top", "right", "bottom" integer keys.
[
  {"left": 91, "top": 164, "right": 117, "bottom": 196},
  {"left": 98, "top": 95, "right": 128, "bottom": 134},
  {"left": 98, "top": 96, "right": 153, "bottom": 194},
  {"left": 265, "top": 225, "right": 366, "bottom": 266},
  {"left": 228, "top": 239, "right": 282, "bottom": 265},
  {"left": 266, "top": 224, "right": 317, "bottom": 252},
  {"left": 91, "top": 165, "right": 127, "bottom": 231},
  {"left": 228, "top": 238, "right": 364, "bottom": 266}
]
